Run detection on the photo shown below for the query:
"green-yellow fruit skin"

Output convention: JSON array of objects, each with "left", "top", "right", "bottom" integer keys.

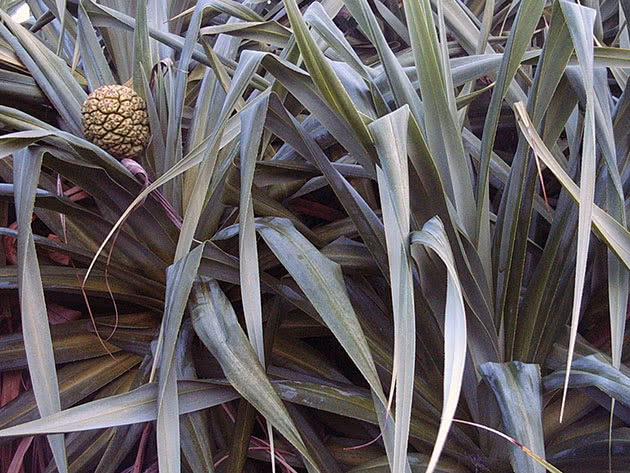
[{"left": 81, "top": 85, "right": 149, "bottom": 159}]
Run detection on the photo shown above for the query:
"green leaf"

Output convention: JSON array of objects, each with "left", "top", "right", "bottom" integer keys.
[
  {"left": 153, "top": 244, "right": 206, "bottom": 473},
  {"left": 0, "top": 69, "right": 46, "bottom": 106},
  {"left": 0, "top": 265, "right": 164, "bottom": 310},
  {"left": 370, "top": 106, "right": 414, "bottom": 473},
  {"left": 455, "top": 418, "right": 562, "bottom": 473},
  {"left": 282, "top": 0, "right": 376, "bottom": 170},
  {"left": 163, "top": 0, "right": 210, "bottom": 209},
  {"left": 0, "top": 313, "right": 128, "bottom": 370},
  {"left": 256, "top": 217, "right": 385, "bottom": 405},
  {"left": 265, "top": 94, "right": 389, "bottom": 279},
  {"left": 201, "top": 21, "right": 291, "bottom": 46},
  {"left": 0, "top": 10, "right": 85, "bottom": 135},
  {"left": 175, "top": 56, "right": 268, "bottom": 260},
  {"left": 547, "top": 429, "right": 630, "bottom": 471},
  {"left": 286, "top": 404, "right": 344, "bottom": 473},
  {"left": 303, "top": 2, "right": 371, "bottom": 80},
  {"left": 78, "top": 91, "right": 261, "bottom": 285},
  {"left": 410, "top": 217, "right": 467, "bottom": 473},
  {"left": 556, "top": 0, "right": 597, "bottom": 421},
  {"left": 475, "top": 0, "right": 545, "bottom": 272},
  {"left": 496, "top": 0, "right": 579, "bottom": 361},
  {"left": 189, "top": 278, "right": 317, "bottom": 469},
  {"left": 513, "top": 104, "right": 630, "bottom": 279},
  {"left": 406, "top": 114, "right": 500, "bottom": 372},
  {"left": 77, "top": 1, "right": 116, "bottom": 90},
  {"left": 53, "top": 0, "right": 68, "bottom": 56},
  {"left": 272, "top": 379, "right": 377, "bottom": 424},
  {"left": 177, "top": 0, "right": 265, "bottom": 23},
  {"left": 342, "top": 0, "right": 425, "bottom": 139},
  {"left": 401, "top": 0, "right": 476, "bottom": 236},
  {"left": 92, "top": 364, "right": 149, "bottom": 473},
  {"left": 0, "top": 117, "right": 162, "bottom": 211},
  {"left": 0, "top": 354, "right": 141, "bottom": 432},
  {"left": 132, "top": 0, "right": 152, "bottom": 99},
  {"left": 12, "top": 147, "right": 67, "bottom": 473},
  {"left": 480, "top": 362, "right": 545, "bottom": 473},
  {"left": 252, "top": 53, "right": 373, "bottom": 173},
  {"left": 543, "top": 354, "right": 630, "bottom": 407},
  {"left": 176, "top": 321, "right": 216, "bottom": 473},
  {"left": 490, "top": 2, "right": 571, "bottom": 362},
  {"left": 239, "top": 94, "right": 270, "bottom": 362},
  {"left": 373, "top": 0, "right": 410, "bottom": 46},
  {"left": 0, "top": 182, "right": 168, "bottom": 283},
  {"left": 39, "top": 151, "right": 176, "bottom": 266},
  {"left": 82, "top": 0, "right": 269, "bottom": 90},
  {"left": 0, "top": 381, "right": 239, "bottom": 437}
]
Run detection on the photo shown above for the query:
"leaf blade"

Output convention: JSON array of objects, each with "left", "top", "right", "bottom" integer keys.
[{"left": 13, "top": 148, "right": 67, "bottom": 473}]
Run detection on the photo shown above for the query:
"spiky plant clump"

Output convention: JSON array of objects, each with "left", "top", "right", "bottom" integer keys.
[{"left": 1, "top": 0, "right": 630, "bottom": 473}]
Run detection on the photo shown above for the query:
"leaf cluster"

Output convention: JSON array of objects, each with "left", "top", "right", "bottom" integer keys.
[{"left": 1, "top": 1, "right": 630, "bottom": 472}]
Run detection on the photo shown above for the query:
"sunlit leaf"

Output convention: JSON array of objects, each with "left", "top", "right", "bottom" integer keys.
[
  {"left": 370, "top": 106, "right": 413, "bottom": 473},
  {"left": 0, "top": 381, "right": 238, "bottom": 437},
  {"left": 410, "top": 217, "right": 466, "bottom": 473}
]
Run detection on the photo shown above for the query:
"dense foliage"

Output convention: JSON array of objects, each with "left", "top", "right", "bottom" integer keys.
[{"left": 1, "top": 0, "right": 630, "bottom": 472}]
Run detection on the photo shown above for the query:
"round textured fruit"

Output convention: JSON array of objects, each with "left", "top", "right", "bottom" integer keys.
[{"left": 80, "top": 85, "right": 149, "bottom": 159}]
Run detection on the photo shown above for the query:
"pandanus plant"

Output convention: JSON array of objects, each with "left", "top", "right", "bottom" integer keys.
[{"left": 1, "top": 0, "right": 630, "bottom": 472}]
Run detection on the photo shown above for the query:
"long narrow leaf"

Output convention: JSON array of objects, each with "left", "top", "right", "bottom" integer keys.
[
  {"left": 512, "top": 103, "right": 630, "bottom": 272},
  {"left": 77, "top": 2, "right": 116, "bottom": 90},
  {"left": 0, "top": 381, "right": 239, "bottom": 437},
  {"left": 0, "top": 354, "right": 141, "bottom": 431},
  {"left": 265, "top": 94, "right": 389, "bottom": 279},
  {"left": 132, "top": 0, "right": 152, "bottom": 98},
  {"left": 189, "top": 278, "right": 317, "bottom": 470},
  {"left": 557, "top": 1, "right": 597, "bottom": 421},
  {"left": 238, "top": 88, "right": 270, "bottom": 363},
  {"left": 256, "top": 217, "right": 385, "bottom": 405},
  {"left": 369, "top": 107, "right": 413, "bottom": 473},
  {"left": 13, "top": 148, "right": 67, "bottom": 473},
  {"left": 175, "top": 57, "right": 269, "bottom": 260},
  {"left": 282, "top": 0, "right": 375, "bottom": 169},
  {"left": 410, "top": 217, "right": 467, "bottom": 473},
  {"left": 475, "top": 0, "right": 545, "bottom": 273},
  {"left": 0, "top": 10, "right": 85, "bottom": 135},
  {"left": 401, "top": 0, "right": 476, "bottom": 236},
  {"left": 153, "top": 245, "right": 206, "bottom": 473},
  {"left": 226, "top": 92, "right": 274, "bottom": 469}
]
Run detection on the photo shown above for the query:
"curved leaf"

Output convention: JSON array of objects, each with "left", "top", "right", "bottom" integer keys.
[
  {"left": 543, "top": 354, "right": 630, "bottom": 407},
  {"left": 12, "top": 148, "right": 67, "bottom": 472},
  {"left": 189, "top": 278, "right": 317, "bottom": 469},
  {"left": 410, "top": 217, "right": 467, "bottom": 473},
  {"left": 370, "top": 106, "right": 414, "bottom": 473}
]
